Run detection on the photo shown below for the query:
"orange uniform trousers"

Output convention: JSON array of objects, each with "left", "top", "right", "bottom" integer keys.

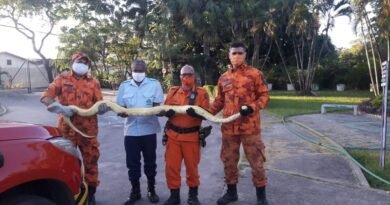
[
  {"left": 63, "top": 129, "right": 100, "bottom": 187},
  {"left": 165, "top": 137, "right": 201, "bottom": 189},
  {"left": 221, "top": 134, "right": 267, "bottom": 187}
]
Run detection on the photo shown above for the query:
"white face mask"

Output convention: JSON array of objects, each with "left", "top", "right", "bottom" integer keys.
[
  {"left": 72, "top": 63, "right": 89, "bottom": 75},
  {"left": 132, "top": 72, "right": 146, "bottom": 82}
]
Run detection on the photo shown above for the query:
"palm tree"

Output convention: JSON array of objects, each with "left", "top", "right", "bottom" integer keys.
[
  {"left": 285, "top": 0, "right": 352, "bottom": 95},
  {"left": 352, "top": 0, "right": 385, "bottom": 96}
]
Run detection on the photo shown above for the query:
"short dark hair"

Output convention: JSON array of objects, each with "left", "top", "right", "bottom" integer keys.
[
  {"left": 230, "top": 42, "right": 247, "bottom": 52},
  {"left": 131, "top": 60, "right": 147, "bottom": 70}
]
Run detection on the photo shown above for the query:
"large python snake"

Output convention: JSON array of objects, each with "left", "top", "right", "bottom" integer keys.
[{"left": 49, "top": 100, "right": 243, "bottom": 138}]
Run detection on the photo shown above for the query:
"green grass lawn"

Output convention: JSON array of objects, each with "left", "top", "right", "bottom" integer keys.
[
  {"left": 266, "top": 90, "right": 373, "bottom": 117},
  {"left": 347, "top": 148, "right": 390, "bottom": 190}
]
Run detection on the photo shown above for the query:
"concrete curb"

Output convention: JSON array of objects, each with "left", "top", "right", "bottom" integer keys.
[
  {"left": 360, "top": 112, "right": 389, "bottom": 120},
  {"left": 290, "top": 119, "right": 371, "bottom": 188},
  {"left": 102, "top": 91, "right": 117, "bottom": 96},
  {"left": 0, "top": 104, "right": 7, "bottom": 116},
  {"left": 101, "top": 89, "right": 118, "bottom": 96},
  {"left": 320, "top": 133, "right": 371, "bottom": 188}
]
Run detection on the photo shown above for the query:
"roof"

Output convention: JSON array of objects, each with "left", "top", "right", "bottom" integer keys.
[{"left": 0, "top": 51, "right": 44, "bottom": 65}]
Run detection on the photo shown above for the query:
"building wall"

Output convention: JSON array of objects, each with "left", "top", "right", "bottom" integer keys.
[{"left": 0, "top": 53, "right": 51, "bottom": 89}]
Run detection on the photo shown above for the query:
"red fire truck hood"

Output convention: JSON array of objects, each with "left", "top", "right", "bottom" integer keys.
[{"left": 0, "top": 121, "right": 61, "bottom": 141}]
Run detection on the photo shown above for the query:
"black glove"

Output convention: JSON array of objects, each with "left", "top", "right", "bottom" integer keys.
[
  {"left": 117, "top": 112, "right": 128, "bottom": 118},
  {"left": 97, "top": 103, "right": 111, "bottom": 115},
  {"left": 156, "top": 109, "right": 175, "bottom": 118},
  {"left": 165, "top": 109, "right": 176, "bottom": 118},
  {"left": 239, "top": 105, "right": 254, "bottom": 116},
  {"left": 186, "top": 107, "right": 205, "bottom": 120}
]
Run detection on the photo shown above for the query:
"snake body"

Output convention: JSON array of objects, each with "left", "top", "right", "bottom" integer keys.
[{"left": 52, "top": 100, "right": 241, "bottom": 138}]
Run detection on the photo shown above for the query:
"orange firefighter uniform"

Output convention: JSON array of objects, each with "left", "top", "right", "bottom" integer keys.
[
  {"left": 210, "top": 63, "right": 270, "bottom": 187},
  {"left": 164, "top": 86, "right": 210, "bottom": 189},
  {"left": 41, "top": 71, "right": 102, "bottom": 187}
]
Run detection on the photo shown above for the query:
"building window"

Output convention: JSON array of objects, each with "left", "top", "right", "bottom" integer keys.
[{"left": 6, "top": 59, "right": 12, "bottom": 65}]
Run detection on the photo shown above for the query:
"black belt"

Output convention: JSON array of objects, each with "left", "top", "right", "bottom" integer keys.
[{"left": 166, "top": 122, "right": 200, "bottom": 134}]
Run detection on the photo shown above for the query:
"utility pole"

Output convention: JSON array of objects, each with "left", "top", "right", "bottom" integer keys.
[
  {"left": 27, "top": 60, "right": 31, "bottom": 94},
  {"left": 380, "top": 61, "right": 389, "bottom": 168}
]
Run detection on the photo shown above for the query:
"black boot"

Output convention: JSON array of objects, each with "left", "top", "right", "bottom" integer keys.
[
  {"left": 88, "top": 186, "right": 96, "bottom": 205},
  {"left": 256, "top": 186, "right": 268, "bottom": 205},
  {"left": 124, "top": 180, "right": 141, "bottom": 205},
  {"left": 163, "top": 189, "right": 180, "bottom": 205},
  {"left": 147, "top": 178, "right": 159, "bottom": 203},
  {"left": 217, "top": 184, "right": 238, "bottom": 205},
  {"left": 187, "top": 187, "right": 201, "bottom": 205}
]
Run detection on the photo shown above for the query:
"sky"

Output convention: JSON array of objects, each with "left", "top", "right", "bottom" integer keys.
[
  {"left": 326, "top": 16, "right": 358, "bottom": 49},
  {"left": 0, "top": 16, "right": 358, "bottom": 60},
  {"left": 0, "top": 18, "right": 61, "bottom": 59}
]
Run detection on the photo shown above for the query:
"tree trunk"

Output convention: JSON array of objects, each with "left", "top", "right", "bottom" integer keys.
[
  {"left": 292, "top": 37, "right": 301, "bottom": 88},
  {"left": 36, "top": 53, "right": 54, "bottom": 83},
  {"left": 201, "top": 38, "right": 210, "bottom": 86},
  {"left": 363, "top": 8, "right": 383, "bottom": 63},
  {"left": 387, "top": 35, "right": 389, "bottom": 61},
  {"left": 362, "top": 24, "right": 378, "bottom": 96},
  {"left": 45, "top": 61, "right": 54, "bottom": 82},
  {"left": 100, "top": 49, "right": 108, "bottom": 73},
  {"left": 305, "top": 33, "right": 316, "bottom": 93},
  {"left": 365, "top": 20, "right": 380, "bottom": 94},
  {"left": 261, "top": 41, "right": 273, "bottom": 68},
  {"left": 251, "top": 32, "right": 261, "bottom": 68},
  {"left": 275, "top": 38, "right": 293, "bottom": 85}
]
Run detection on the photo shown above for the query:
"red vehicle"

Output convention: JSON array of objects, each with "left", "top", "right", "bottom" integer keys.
[{"left": 0, "top": 121, "right": 88, "bottom": 205}]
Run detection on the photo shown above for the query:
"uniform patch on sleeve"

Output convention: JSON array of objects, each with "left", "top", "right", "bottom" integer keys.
[{"left": 223, "top": 80, "right": 233, "bottom": 91}]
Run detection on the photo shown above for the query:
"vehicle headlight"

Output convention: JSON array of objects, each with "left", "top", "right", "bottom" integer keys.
[{"left": 48, "top": 137, "right": 81, "bottom": 160}]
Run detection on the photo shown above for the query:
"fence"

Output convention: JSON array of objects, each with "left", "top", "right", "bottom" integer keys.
[{"left": 0, "top": 59, "right": 58, "bottom": 92}]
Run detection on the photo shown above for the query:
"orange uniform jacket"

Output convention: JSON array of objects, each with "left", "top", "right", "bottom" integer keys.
[
  {"left": 165, "top": 86, "right": 210, "bottom": 142},
  {"left": 41, "top": 71, "right": 103, "bottom": 137},
  {"left": 210, "top": 64, "right": 270, "bottom": 137}
]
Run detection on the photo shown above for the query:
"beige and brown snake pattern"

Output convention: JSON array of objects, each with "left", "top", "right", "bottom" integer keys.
[{"left": 49, "top": 100, "right": 242, "bottom": 138}]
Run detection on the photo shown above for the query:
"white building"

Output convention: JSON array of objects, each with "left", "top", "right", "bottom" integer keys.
[{"left": 0, "top": 52, "right": 56, "bottom": 89}]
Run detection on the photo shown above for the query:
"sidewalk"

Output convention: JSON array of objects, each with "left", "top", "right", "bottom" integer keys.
[
  {"left": 292, "top": 113, "right": 388, "bottom": 149},
  {"left": 235, "top": 112, "right": 390, "bottom": 205}
]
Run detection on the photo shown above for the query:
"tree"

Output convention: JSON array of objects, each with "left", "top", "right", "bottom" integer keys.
[
  {"left": 352, "top": 0, "right": 388, "bottom": 96},
  {"left": 57, "top": 20, "right": 116, "bottom": 73},
  {"left": 373, "top": 0, "right": 390, "bottom": 61},
  {"left": 55, "top": 0, "right": 347, "bottom": 91},
  {"left": 286, "top": 0, "right": 351, "bottom": 95},
  {"left": 0, "top": 0, "right": 72, "bottom": 83},
  {"left": 121, "top": 0, "right": 231, "bottom": 85}
]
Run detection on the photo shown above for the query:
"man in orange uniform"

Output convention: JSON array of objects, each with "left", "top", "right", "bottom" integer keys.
[
  {"left": 210, "top": 42, "right": 270, "bottom": 205},
  {"left": 161, "top": 65, "right": 210, "bottom": 205},
  {"left": 40, "top": 52, "right": 110, "bottom": 205}
]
